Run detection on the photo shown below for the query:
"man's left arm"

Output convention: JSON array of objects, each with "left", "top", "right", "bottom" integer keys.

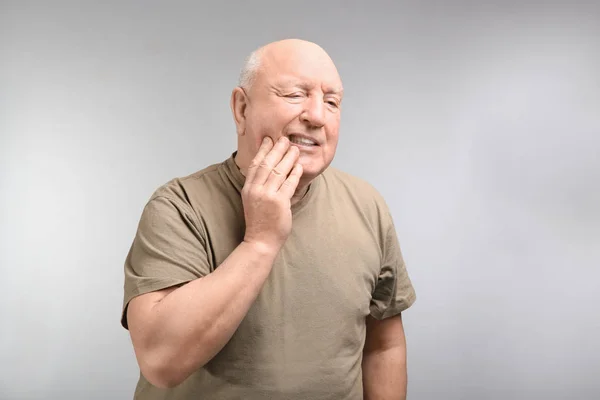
[{"left": 362, "top": 313, "right": 408, "bottom": 400}]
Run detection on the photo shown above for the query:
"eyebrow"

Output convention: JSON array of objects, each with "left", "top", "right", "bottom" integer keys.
[
  {"left": 275, "top": 78, "right": 344, "bottom": 96},
  {"left": 326, "top": 87, "right": 344, "bottom": 96}
]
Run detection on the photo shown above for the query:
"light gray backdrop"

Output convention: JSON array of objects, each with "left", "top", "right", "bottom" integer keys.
[{"left": 1, "top": 1, "right": 599, "bottom": 399}]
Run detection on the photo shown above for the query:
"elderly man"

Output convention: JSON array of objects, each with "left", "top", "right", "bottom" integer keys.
[{"left": 122, "top": 39, "right": 416, "bottom": 399}]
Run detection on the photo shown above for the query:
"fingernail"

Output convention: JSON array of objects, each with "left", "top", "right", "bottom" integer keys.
[{"left": 263, "top": 137, "right": 269, "bottom": 144}]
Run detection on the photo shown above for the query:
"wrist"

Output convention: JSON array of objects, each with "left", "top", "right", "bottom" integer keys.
[{"left": 240, "top": 239, "right": 281, "bottom": 260}]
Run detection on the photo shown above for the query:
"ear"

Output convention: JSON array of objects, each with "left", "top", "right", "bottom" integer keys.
[{"left": 230, "top": 87, "right": 248, "bottom": 136}]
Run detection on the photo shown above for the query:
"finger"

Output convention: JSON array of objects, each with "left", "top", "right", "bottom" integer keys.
[
  {"left": 251, "top": 137, "right": 290, "bottom": 185},
  {"left": 278, "top": 163, "right": 303, "bottom": 198},
  {"left": 245, "top": 137, "right": 273, "bottom": 183},
  {"left": 264, "top": 145, "right": 300, "bottom": 192}
]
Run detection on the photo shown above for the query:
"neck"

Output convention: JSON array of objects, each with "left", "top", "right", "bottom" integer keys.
[{"left": 291, "top": 180, "right": 310, "bottom": 205}]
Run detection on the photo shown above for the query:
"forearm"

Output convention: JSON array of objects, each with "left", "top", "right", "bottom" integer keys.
[
  {"left": 362, "top": 345, "right": 407, "bottom": 400},
  {"left": 140, "top": 241, "right": 278, "bottom": 386}
]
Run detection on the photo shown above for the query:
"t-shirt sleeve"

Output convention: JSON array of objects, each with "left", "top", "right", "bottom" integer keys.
[
  {"left": 121, "top": 195, "right": 211, "bottom": 329},
  {"left": 369, "top": 213, "right": 416, "bottom": 320}
]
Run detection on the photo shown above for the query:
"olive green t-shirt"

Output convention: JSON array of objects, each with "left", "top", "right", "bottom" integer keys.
[{"left": 122, "top": 153, "right": 416, "bottom": 400}]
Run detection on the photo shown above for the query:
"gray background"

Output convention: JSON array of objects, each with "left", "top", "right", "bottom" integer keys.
[{"left": 1, "top": 1, "right": 599, "bottom": 399}]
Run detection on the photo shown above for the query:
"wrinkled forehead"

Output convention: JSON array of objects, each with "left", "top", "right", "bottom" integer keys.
[{"left": 257, "top": 47, "right": 343, "bottom": 93}]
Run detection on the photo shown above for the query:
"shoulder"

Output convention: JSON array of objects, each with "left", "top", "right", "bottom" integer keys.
[
  {"left": 322, "top": 166, "right": 388, "bottom": 205},
  {"left": 146, "top": 161, "right": 226, "bottom": 213},
  {"left": 321, "top": 166, "right": 392, "bottom": 222}
]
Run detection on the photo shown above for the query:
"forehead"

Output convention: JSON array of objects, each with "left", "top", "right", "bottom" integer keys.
[{"left": 258, "top": 47, "right": 343, "bottom": 93}]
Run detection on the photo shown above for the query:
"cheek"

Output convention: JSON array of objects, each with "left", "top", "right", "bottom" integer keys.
[
  {"left": 245, "top": 115, "right": 272, "bottom": 147},
  {"left": 250, "top": 128, "right": 278, "bottom": 155},
  {"left": 247, "top": 103, "right": 301, "bottom": 146},
  {"left": 325, "top": 122, "right": 340, "bottom": 148}
]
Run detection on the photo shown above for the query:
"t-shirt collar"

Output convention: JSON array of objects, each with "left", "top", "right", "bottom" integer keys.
[{"left": 223, "top": 151, "right": 321, "bottom": 213}]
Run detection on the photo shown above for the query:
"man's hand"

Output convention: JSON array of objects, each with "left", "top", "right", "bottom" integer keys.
[{"left": 242, "top": 136, "right": 303, "bottom": 253}]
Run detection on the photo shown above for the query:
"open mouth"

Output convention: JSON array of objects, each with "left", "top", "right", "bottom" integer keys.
[{"left": 288, "top": 134, "right": 318, "bottom": 147}]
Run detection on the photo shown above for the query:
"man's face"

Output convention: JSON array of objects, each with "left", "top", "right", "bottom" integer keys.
[{"left": 239, "top": 44, "right": 343, "bottom": 181}]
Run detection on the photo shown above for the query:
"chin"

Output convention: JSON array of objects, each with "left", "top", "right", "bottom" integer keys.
[
  {"left": 297, "top": 152, "right": 333, "bottom": 179},
  {"left": 298, "top": 163, "right": 327, "bottom": 180}
]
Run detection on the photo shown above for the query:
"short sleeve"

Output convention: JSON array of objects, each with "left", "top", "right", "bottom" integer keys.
[
  {"left": 369, "top": 213, "right": 416, "bottom": 320},
  {"left": 121, "top": 195, "right": 211, "bottom": 329}
]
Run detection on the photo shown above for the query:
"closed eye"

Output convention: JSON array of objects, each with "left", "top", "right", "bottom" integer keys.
[{"left": 326, "top": 100, "right": 341, "bottom": 109}]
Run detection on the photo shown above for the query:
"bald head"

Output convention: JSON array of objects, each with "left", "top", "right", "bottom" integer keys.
[{"left": 238, "top": 39, "right": 341, "bottom": 93}]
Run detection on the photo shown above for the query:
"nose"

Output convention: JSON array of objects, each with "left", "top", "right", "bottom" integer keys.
[{"left": 300, "top": 96, "right": 326, "bottom": 128}]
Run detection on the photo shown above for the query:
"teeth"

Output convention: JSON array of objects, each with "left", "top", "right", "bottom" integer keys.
[{"left": 289, "top": 136, "right": 316, "bottom": 146}]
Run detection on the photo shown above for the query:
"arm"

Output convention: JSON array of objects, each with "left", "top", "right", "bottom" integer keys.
[
  {"left": 127, "top": 241, "right": 277, "bottom": 389},
  {"left": 362, "top": 313, "right": 408, "bottom": 400},
  {"left": 126, "top": 137, "right": 302, "bottom": 388}
]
